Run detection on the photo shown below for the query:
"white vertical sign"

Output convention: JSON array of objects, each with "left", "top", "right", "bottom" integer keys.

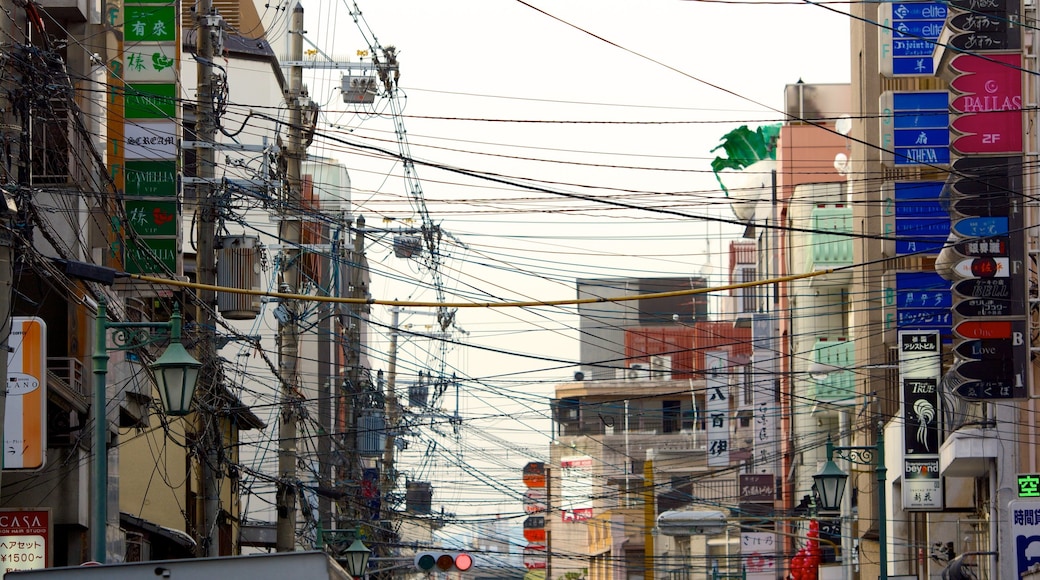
[
  {"left": 899, "top": 330, "right": 943, "bottom": 510},
  {"left": 705, "top": 350, "right": 730, "bottom": 467},
  {"left": 741, "top": 531, "right": 777, "bottom": 580},
  {"left": 752, "top": 314, "right": 778, "bottom": 472},
  {"left": 5, "top": 318, "right": 47, "bottom": 471}
]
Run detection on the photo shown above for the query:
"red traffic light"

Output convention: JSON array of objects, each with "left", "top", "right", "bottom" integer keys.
[
  {"left": 414, "top": 551, "right": 473, "bottom": 572},
  {"left": 454, "top": 553, "right": 473, "bottom": 571}
]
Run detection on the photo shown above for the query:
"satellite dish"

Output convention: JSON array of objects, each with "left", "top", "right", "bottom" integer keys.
[
  {"left": 835, "top": 114, "right": 852, "bottom": 136},
  {"left": 833, "top": 152, "right": 849, "bottom": 175}
]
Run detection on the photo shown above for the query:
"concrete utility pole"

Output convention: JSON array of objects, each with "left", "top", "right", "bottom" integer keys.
[
  {"left": 276, "top": 2, "right": 305, "bottom": 552},
  {"left": 338, "top": 216, "right": 367, "bottom": 533},
  {"left": 195, "top": 0, "right": 223, "bottom": 557}
]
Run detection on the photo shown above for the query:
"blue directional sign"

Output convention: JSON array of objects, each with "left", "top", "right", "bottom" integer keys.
[
  {"left": 952, "top": 217, "right": 1009, "bottom": 238},
  {"left": 892, "top": 181, "right": 949, "bottom": 255},
  {"left": 880, "top": 91, "right": 951, "bottom": 167},
  {"left": 888, "top": 271, "right": 953, "bottom": 336},
  {"left": 881, "top": 2, "right": 947, "bottom": 76}
]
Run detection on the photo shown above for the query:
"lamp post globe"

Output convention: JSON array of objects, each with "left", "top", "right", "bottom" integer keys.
[
  {"left": 344, "top": 539, "right": 371, "bottom": 579},
  {"left": 813, "top": 459, "right": 849, "bottom": 512}
]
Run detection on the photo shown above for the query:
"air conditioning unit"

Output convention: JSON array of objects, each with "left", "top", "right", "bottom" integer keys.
[
  {"left": 627, "top": 363, "right": 650, "bottom": 381},
  {"left": 651, "top": 355, "right": 672, "bottom": 372}
]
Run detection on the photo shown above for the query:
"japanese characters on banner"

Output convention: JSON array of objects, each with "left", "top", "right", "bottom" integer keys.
[
  {"left": 120, "top": 0, "right": 182, "bottom": 275},
  {"left": 741, "top": 532, "right": 776, "bottom": 579},
  {"left": 560, "top": 456, "right": 593, "bottom": 522},
  {"left": 899, "top": 330, "right": 943, "bottom": 510},
  {"left": 0, "top": 509, "right": 50, "bottom": 575},
  {"left": 751, "top": 314, "right": 779, "bottom": 474},
  {"left": 704, "top": 350, "right": 730, "bottom": 467},
  {"left": 5, "top": 318, "right": 47, "bottom": 471},
  {"left": 738, "top": 473, "right": 776, "bottom": 579}
]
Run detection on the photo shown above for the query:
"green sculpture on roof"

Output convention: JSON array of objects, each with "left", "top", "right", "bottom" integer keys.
[{"left": 710, "top": 124, "right": 782, "bottom": 197}]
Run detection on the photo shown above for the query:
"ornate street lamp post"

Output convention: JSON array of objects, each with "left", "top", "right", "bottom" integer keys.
[
  {"left": 813, "top": 421, "right": 887, "bottom": 580},
  {"left": 91, "top": 298, "right": 201, "bottom": 563}
]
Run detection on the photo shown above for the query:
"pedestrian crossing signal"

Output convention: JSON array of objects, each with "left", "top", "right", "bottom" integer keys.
[{"left": 414, "top": 551, "right": 473, "bottom": 572}]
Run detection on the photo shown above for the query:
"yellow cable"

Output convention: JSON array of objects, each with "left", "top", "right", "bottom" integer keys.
[{"left": 127, "top": 268, "right": 836, "bottom": 308}]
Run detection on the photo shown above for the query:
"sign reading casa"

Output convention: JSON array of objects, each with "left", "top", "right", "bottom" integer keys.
[{"left": 0, "top": 508, "right": 50, "bottom": 575}]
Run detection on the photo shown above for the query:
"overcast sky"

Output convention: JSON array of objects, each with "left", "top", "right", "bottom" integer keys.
[{"left": 251, "top": 0, "right": 853, "bottom": 522}]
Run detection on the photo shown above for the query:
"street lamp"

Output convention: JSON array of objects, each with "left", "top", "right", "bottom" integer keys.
[
  {"left": 813, "top": 421, "right": 887, "bottom": 580},
  {"left": 91, "top": 297, "right": 201, "bottom": 563},
  {"left": 343, "top": 538, "right": 372, "bottom": 579}
]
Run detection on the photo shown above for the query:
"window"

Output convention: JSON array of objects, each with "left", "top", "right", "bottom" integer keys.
[
  {"left": 742, "top": 365, "right": 753, "bottom": 405},
  {"left": 663, "top": 400, "right": 681, "bottom": 433},
  {"left": 31, "top": 97, "right": 70, "bottom": 184},
  {"left": 739, "top": 266, "right": 757, "bottom": 313}
]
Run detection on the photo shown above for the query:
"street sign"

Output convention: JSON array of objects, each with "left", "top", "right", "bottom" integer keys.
[
  {"left": 949, "top": 12, "right": 1008, "bottom": 33},
  {"left": 954, "top": 319, "right": 1013, "bottom": 339},
  {"left": 952, "top": 237, "right": 1008, "bottom": 258},
  {"left": 950, "top": 257, "right": 1009, "bottom": 279},
  {"left": 880, "top": 2, "right": 946, "bottom": 76},
  {"left": 951, "top": 216, "right": 1008, "bottom": 237},
  {"left": 952, "top": 195, "right": 1010, "bottom": 217},
  {"left": 523, "top": 544, "right": 547, "bottom": 570},
  {"left": 954, "top": 338, "right": 1013, "bottom": 360},
  {"left": 523, "top": 516, "right": 546, "bottom": 543},
  {"left": 1012, "top": 499, "right": 1040, "bottom": 576},
  {"left": 1018, "top": 474, "right": 1040, "bottom": 497},
  {"left": 948, "top": 53, "right": 1024, "bottom": 156},
  {"left": 953, "top": 379, "right": 1019, "bottom": 399},
  {"left": 947, "top": 175, "right": 1013, "bottom": 198},
  {"left": 947, "top": 0, "right": 1014, "bottom": 11},
  {"left": 947, "top": 31, "right": 1019, "bottom": 51},
  {"left": 887, "top": 271, "right": 953, "bottom": 336},
  {"left": 953, "top": 297, "right": 1015, "bottom": 317},
  {"left": 954, "top": 277, "right": 1014, "bottom": 299},
  {"left": 953, "top": 359, "right": 1015, "bottom": 380},
  {"left": 880, "top": 91, "right": 950, "bottom": 167}
]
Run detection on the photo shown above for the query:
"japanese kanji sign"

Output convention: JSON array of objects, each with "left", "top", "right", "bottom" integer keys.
[{"left": 705, "top": 350, "right": 730, "bottom": 468}]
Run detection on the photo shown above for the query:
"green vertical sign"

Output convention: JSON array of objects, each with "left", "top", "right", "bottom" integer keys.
[
  {"left": 125, "top": 160, "right": 177, "bottom": 196},
  {"left": 124, "top": 83, "right": 176, "bottom": 119}
]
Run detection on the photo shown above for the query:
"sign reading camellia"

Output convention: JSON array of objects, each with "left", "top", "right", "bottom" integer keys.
[{"left": 120, "top": 0, "right": 181, "bottom": 276}]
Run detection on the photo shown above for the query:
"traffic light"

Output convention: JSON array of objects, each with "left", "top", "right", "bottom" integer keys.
[{"left": 414, "top": 551, "right": 473, "bottom": 572}]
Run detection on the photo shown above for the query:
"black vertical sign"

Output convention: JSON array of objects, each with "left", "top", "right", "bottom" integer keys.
[{"left": 903, "top": 377, "right": 940, "bottom": 454}]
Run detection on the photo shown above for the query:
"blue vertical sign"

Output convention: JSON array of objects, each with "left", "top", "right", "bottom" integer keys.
[
  {"left": 893, "top": 181, "right": 949, "bottom": 255},
  {"left": 880, "top": 2, "right": 947, "bottom": 76},
  {"left": 880, "top": 91, "right": 951, "bottom": 168},
  {"left": 887, "top": 271, "right": 953, "bottom": 337}
]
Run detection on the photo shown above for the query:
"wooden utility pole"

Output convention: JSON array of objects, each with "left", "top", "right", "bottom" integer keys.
[
  {"left": 276, "top": 2, "right": 305, "bottom": 552},
  {"left": 195, "top": 0, "right": 222, "bottom": 557}
]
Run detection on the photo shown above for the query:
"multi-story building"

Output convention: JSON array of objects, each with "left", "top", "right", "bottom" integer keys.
[{"left": 551, "top": 280, "right": 753, "bottom": 580}]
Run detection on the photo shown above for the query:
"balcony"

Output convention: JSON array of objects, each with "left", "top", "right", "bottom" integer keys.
[
  {"left": 811, "top": 339, "right": 854, "bottom": 402},
  {"left": 806, "top": 206, "right": 853, "bottom": 287},
  {"left": 48, "top": 357, "right": 88, "bottom": 414},
  {"left": 940, "top": 427, "right": 1000, "bottom": 478},
  {"left": 37, "top": 0, "right": 96, "bottom": 22}
]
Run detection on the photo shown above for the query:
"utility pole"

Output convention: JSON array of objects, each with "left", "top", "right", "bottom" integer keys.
[
  {"left": 0, "top": 0, "right": 23, "bottom": 502},
  {"left": 342, "top": 216, "right": 367, "bottom": 530},
  {"left": 276, "top": 2, "right": 305, "bottom": 553},
  {"left": 195, "top": 0, "right": 222, "bottom": 557},
  {"left": 381, "top": 306, "right": 401, "bottom": 514}
]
